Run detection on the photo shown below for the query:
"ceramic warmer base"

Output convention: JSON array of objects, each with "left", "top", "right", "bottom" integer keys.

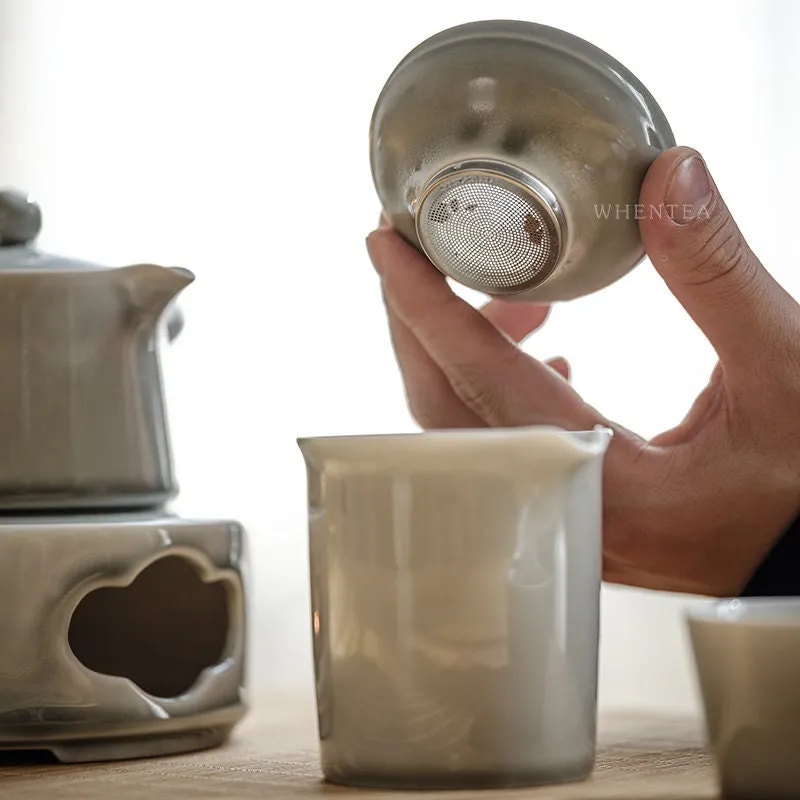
[
  {"left": 0, "top": 512, "right": 248, "bottom": 763},
  {"left": 1, "top": 705, "right": 245, "bottom": 763}
]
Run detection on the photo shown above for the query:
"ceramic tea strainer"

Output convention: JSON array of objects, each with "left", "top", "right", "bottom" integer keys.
[{"left": 370, "top": 20, "right": 675, "bottom": 302}]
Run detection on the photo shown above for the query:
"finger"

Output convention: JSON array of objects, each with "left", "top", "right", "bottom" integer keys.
[
  {"left": 381, "top": 212, "right": 553, "bottom": 345},
  {"left": 545, "top": 356, "right": 571, "bottom": 382},
  {"left": 371, "top": 222, "right": 484, "bottom": 428},
  {"left": 381, "top": 293, "right": 486, "bottom": 430},
  {"left": 480, "top": 299, "right": 550, "bottom": 343},
  {"left": 639, "top": 146, "right": 799, "bottom": 366},
  {"left": 381, "top": 211, "right": 552, "bottom": 345},
  {"left": 367, "top": 227, "right": 597, "bottom": 428}
]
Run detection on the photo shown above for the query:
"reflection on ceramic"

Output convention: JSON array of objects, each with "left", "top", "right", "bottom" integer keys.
[
  {"left": 687, "top": 599, "right": 800, "bottom": 800},
  {"left": 0, "top": 189, "right": 189, "bottom": 510},
  {"left": 370, "top": 20, "right": 675, "bottom": 303},
  {"left": 299, "top": 426, "right": 611, "bottom": 789},
  {"left": 0, "top": 512, "right": 248, "bottom": 762}
]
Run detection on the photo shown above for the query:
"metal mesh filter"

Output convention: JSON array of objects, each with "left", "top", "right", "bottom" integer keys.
[{"left": 416, "top": 171, "right": 561, "bottom": 293}]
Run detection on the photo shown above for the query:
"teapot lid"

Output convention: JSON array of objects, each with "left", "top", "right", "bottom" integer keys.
[
  {"left": 0, "top": 189, "right": 43, "bottom": 248},
  {"left": 0, "top": 188, "right": 184, "bottom": 338},
  {"left": 0, "top": 188, "right": 112, "bottom": 271}
]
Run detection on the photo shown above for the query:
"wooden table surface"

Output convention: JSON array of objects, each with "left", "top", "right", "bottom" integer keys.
[{"left": 0, "top": 694, "right": 717, "bottom": 799}]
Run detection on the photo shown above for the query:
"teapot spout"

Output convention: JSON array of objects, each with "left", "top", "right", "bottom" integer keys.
[{"left": 118, "top": 263, "right": 195, "bottom": 323}]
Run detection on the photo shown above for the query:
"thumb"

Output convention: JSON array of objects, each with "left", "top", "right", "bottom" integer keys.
[{"left": 638, "top": 146, "right": 798, "bottom": 366}]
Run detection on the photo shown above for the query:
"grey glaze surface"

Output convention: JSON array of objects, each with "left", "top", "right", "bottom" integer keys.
[
  {"left": 687, "top": 599, "right": 800, "bottom": 800},
  {"left": 299, "top": 426, "right": 610, "bottom": 789},
  {"left": 370, "top": 20, "right": 675, "bottom": 303},
  {"left": 0, "top": 191, "right": 190, "bottom": 510},
  {"left": 0, "top": 513, "right": 248, "bottom": 763},
  {"left": 0, "top": 190, "right": 184, "bottom": 339}
]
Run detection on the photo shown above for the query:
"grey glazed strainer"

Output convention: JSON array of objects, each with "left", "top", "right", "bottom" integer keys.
[{"left": 370, "top": 20, "right": 676, "bottom": 303}]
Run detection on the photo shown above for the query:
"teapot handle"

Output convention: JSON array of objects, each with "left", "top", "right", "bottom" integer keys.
[{"left": 166, "top": 307, "right": 184, "bottom": 340}]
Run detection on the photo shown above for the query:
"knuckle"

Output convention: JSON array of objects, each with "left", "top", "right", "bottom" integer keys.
[
  {"left": 447, "top": 363, "right": 503, "bottom": 423},
  {"left": 406, "top": 395, "right": 445, "bottom": 430},
  {"left": 681, "top": 219, "right": 756, "bottom": 296},
  {"left": 444, "top": 352, "right": 519, "bottom": 425}
]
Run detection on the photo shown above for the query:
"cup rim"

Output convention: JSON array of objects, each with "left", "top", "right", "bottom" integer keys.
[{"left": 686, "top": 597, "right": 800, "bottom": 627}]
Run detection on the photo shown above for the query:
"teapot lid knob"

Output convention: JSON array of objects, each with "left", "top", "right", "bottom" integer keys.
[{"left": 0, "top": 189, "right": 42, "bottom": 246}]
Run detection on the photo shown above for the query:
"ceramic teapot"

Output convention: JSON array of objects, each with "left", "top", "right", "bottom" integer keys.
[{"left": 0, "top": 189, "right": 191, "bottom": 510}]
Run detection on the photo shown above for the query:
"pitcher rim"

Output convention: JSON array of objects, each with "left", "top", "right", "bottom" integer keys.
[{"left": 298, "top": 424, "right": 613, "bottom": 448}]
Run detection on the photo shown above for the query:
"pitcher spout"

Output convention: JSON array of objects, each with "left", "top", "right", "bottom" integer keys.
[{"left": 569, "top": 425, "right": 613, "bottom": 457}]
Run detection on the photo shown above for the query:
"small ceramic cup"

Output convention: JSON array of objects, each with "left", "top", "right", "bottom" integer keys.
[
  {"left": 298, "top": 426, "right": 611, "bottom": 789},
  {"left": 687, "top": 598, "right": 800, "bottom": 800}
]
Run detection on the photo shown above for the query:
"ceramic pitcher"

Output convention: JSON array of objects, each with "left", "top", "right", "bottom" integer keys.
[{"left": 298, "top": 425, "right": 612, "bottom": 789}]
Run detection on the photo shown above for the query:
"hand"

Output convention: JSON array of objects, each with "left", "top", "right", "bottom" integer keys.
[{"left": 366, "top": 146, "right": 800, "bottom": 597}]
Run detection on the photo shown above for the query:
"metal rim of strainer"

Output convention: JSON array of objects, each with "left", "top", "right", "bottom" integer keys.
[{"left": 413, "top": 159, "right": 567, "bottom": 296}]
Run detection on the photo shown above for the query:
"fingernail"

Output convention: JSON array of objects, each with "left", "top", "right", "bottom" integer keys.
[
  {"left": 664, "top": 154, "right": 713, "bottom": 224},
  {"left": 547, "top": 356, "right": 570, "bottom": 379}
]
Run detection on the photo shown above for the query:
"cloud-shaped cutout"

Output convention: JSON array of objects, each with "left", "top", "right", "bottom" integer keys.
[{"left": 68, "top": 555, "right": 230, "bottom": 698}]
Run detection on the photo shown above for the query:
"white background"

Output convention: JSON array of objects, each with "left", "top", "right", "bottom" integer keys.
[{"left": 0, "top": 0, "right": 798, "bottom": 713}]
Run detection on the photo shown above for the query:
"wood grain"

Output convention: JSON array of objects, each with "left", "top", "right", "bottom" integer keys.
[{"left": 0, "top": 694, "right": 717, "bottom": 799}]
